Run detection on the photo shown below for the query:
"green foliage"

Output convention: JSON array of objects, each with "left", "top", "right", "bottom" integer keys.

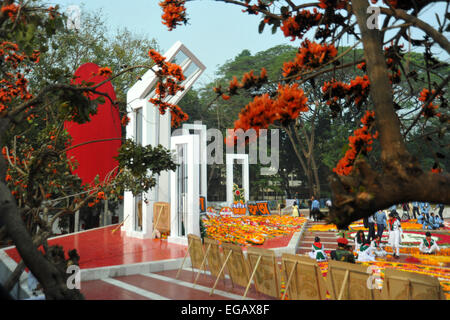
[{"left": 115, "top": 139, "right": 177, "bottom": 197}]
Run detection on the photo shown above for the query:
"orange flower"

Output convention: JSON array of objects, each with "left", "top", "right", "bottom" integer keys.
[
  {"left": 283, "top": 40, "right": 337, "bottom": 78},
  {"left": 97, "top": 67, "right": 113, "bottom": 77},
  {"left": 97, "top": 191, "right": 106, "bottom": 200},
  {"left": 1, "top": 4, "right": 19, "bottom": 21},
  {"left": 318, "top": 0, "right": 348, "bottom": 9},
  {"left": 419, "top": 88, "right": 440, "bottom": 118},
  {"left": 334, "top": 111, "right": 377, "bottom": 176},
  {"left": 148, "top": 49, "right": 166, "bottom": 64},
  {"left": 159, "top": 0, "right": 187, "bottom": 31},
  {"left": 280, "top": 9, "right": 322, "bottom": 41},
  {"left": 121, "top": 115, "right": 130, "bottom": 127},
  {"left": 274, "top": 83, "right": 309, "bottom": 122}
]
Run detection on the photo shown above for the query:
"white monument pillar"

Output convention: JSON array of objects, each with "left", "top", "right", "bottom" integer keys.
[
  {"left": 226, "top": 154, "right": 249, "bottom": 206},
  {"left": 168, "top": 134, "right": 200, "bottom": 245},
  {"left": 182, "top": 122, "right": 207, "bottom": 200},
  {"left": 122, "top": 41, "right": 206, "bottom": 239}
]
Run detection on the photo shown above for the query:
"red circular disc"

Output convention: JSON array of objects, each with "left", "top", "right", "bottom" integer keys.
[{"left": 64, "top": 63, "right": 122, "bottom": 186}]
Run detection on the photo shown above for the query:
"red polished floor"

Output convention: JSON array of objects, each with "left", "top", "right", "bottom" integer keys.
[
  {"left": 81, "top": 279, "right": 150, "bottom": 300},
  {"left": 80, "top": 269, "right": 275, "bottom": 300},
  {"left": 4, "top": 225, "right": 188, "bottom": 269}
]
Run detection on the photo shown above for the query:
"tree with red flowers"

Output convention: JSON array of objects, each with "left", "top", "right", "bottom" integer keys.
[
  {"left": 160, "top": 0, "right": 449, "bottom": 228},
  {"left": 0, "top": 1, "right": 184, "bottom": 299}
]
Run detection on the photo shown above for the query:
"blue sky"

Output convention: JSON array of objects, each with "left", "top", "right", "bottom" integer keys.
[
  {"left": 49, "top": 0, "right": 448, "bottom": 88},
  {"left": 49, "top": 0, "right": 294, "bottom": 87}
]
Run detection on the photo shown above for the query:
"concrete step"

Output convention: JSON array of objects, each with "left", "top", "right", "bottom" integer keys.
[{"left": 81, "top": 268, "right": 275, "bottom": 300}]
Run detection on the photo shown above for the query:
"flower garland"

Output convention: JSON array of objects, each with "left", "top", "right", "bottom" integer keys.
[
  {"left": 202, "top": 215, "right": 306, "bottom": 246},
  {"left": 308, "top": 219, "right": 449, "bottom": 232}
]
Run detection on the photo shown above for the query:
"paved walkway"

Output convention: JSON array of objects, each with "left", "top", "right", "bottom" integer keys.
[{"left": 81, "top": 268, "right": 275, "bottom": 300}]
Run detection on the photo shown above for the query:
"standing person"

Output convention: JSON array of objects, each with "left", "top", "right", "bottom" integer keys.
[
  {"left": 308, "top": 197, "right": 313, "bottom": 219},
  {"left": 389, "top": 204, "right": 398, "bottom": 217},
  {"left": 375, "top": 210, "right": 387, "bottom": 238},
  {"left": 436, "top": 203, "right": 445, "bottom": 221},
  {"left": 330, "top": 238, "right": 355, "bottom": 263},
  {"left": 308, "top": 236, "right": 327, "bottom": 262},
  {"left": 388, "top": 212, "right": 403, "bottom": 259},
  {"left": 354, "top": 230, "right": 366, "bottom": 256},
  {"left": 419, "top": 232, "right": 440, "bottom": 254},
  {"left": 310, "top": 196, "right": 320, "bottom": 222},
  {"left": 292, "top": 201, "right": 299, "bottom": 217},
  {"left": 401, "top": 203, "right": 411, "bottom": 220},
  {"left": 412, "top": 201, "right": 420, "bottom": 219},
  {"left": 420, "top": 202, "right": 431, "bottom": 221},
  {"left": 367, "top": 213, "right": 376, "bottom": 242}
]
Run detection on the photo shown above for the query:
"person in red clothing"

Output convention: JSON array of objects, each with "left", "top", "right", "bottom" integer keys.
[
  {"left": 330, "top": 237, "right": 355, "bottom": 263},
  {"left": 308, "top": 236, "right": 327, "bottom": 262}
]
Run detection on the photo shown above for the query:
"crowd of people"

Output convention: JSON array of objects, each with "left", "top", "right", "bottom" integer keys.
[{"left": 307, "top": 203, "right": 445, "bottom": 264}]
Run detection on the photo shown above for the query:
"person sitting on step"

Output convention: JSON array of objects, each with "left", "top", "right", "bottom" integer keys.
[
  {"left": 308, "top": 236, "right": 327, "bottom": 262},
  {"left": 354, "top": 230, "right": 365, "bottom": 256},
  {"left": 419, "top": 232, "right": 440, "bottom": 254},
  {"left": 370, "top": 235, "right": 387, "bottom": 257},
  {"left": 330, "top": 237, "right": 355, "bottom": 264},
  {"left": 357, "top": 240, "right": 376, "bottom": 262}
]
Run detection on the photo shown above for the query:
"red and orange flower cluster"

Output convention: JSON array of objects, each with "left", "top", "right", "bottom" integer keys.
[
  {"left": 283, "top": 40, "right": 338, "bottom": 79},
  {"left": 159, "top": 0, "right": 187, "bottom": 31},
  {"left": 214, "top": 68, "right": 268, "bottom": 101},
  {"left": 88, "top": 191, "right": 107, "bottom": 207},
  {"left": 418, "top": 88, "right": 441, "bottom": 119},
  {"left": 280, "top": 9, "right": 323, "bottom": 41},
  {"left": 0, "top": 41, "right": 36, "bottom": 114},
  {"left": 240, "top": 0, "right": 273, "bottom": 16},
  {"left": 334, "top": 110, "right": 378, "bottom": 176},
  {"left": 322, "top": 75, "right": 370, "bottom": 116},
  {"left": 369, "top": 0, "right": 416, "bottom": 10},
  {"left": 147, "top": 49, "right": 188, "bottom": 128},
  {"left": 1, "top": 3, "right": 20, "bottom": 21},
  {"left": 233, "top": 83, "right": 308, "bottom": 134},
  {"left": 96, "top": 67, "right": 113, "bottom": 77},
  {"left": 318, "top": 0, "right": 348, "bottom": 10}
]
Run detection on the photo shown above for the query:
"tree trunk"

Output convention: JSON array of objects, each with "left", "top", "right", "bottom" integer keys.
[
  {"left": 0, "top": 119, "right": 83, "bottom": 299},
  {"left": 311, "top": 152, "right": 321, "bottom": 198},
  {"left": 352, "top": 0, "right": 410, "bottom": 163},
  {"left": 325, "top": 0, "right": 450, "bottom": 228}
]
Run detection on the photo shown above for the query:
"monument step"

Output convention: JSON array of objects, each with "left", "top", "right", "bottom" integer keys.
[{"left": 81, "top": 269, "right": 275, "bottom": 300}]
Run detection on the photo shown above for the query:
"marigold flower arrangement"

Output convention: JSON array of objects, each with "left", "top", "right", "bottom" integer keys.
[{"left": 202, "top": 215, "right": 306, "bottom": 246}]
